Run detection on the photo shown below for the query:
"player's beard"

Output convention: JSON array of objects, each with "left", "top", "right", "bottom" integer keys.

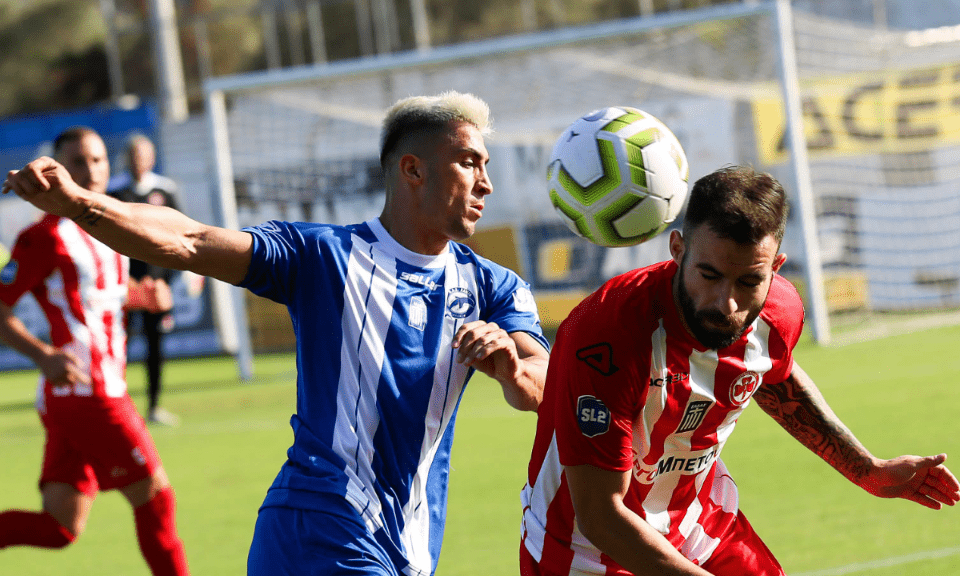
[{"left": 675, "top": 261, "right": 765, "bottom": 350}]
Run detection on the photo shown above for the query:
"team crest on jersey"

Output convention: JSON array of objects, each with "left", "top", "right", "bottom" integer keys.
[
  {"left": 446, "top": 287, "right": 476, "bottom": 318},
  {"left": 408, "top": 296, "right": 427, "bottom": 331},
  {"left": 676, "top": 400, "right": 712, "bottom": 434},
  {"left": 729, "top": 371, "right": 761, "bottom": 407},
  {"left": 0, "top": 260, "right": 17, "bottom": 285},
  {"left": 577, "top": 395, "right": 610, "bottom": 437}
]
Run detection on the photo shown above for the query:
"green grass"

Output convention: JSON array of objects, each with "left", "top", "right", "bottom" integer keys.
[{"left": 1, "top": 326, "right": 959, "bottom": 575}]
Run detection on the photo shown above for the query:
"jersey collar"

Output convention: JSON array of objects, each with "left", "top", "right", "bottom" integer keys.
[{"left": 365, "top": 218, "right": 450, "bottom": 269}]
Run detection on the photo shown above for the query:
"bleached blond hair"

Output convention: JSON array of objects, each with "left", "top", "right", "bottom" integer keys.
[{"left": 379, "top": 91, "right": 492, "bottom": 169}]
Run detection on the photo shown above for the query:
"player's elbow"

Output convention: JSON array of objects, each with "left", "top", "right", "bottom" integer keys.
[
  {"left": 509, "top": 358, "right": 547, "bottom": 412},
  {"left": 574, "top": 509, "right": 615, "bottom": 551},
  {"left": 502, "top": 382, "right": 541, "bottom": 412},
  {"left": 175, "top": 226, "right": 252, "bottom": 285},
  {"left": 168, "top": 224, "right": 220, "bottom": 272},
  {"left": 568, "top": 484, "right": 627, "bottom": 552}
]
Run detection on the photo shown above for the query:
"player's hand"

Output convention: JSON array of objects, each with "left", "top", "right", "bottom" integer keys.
[
  {"left": 128, "top": 277, "right": 174, "bottom": 314},
  {"left": 3, "top": 158, "right": 87, "bottom": 219},
  {"left": 860, "top": 454, "right": 960, "bottom": 510},
  {"left": 152, "top": 278, "right": 174, "bottom": 313},
  {"left": 38, "top": 348, "right": 89, "bottom": 388},
  {"left": 452, "top": 320, "right": 521, "bottom": 383}
]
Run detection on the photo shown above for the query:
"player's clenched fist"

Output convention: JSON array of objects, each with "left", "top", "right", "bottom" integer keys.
[
  {"left": 3, "top": 157, "right": 89, "bottom": 219},
  {"left": 452, "top": 320, "right": 521, "bottom": 381}
]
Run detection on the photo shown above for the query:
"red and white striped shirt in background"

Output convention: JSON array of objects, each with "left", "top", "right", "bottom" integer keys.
[
  {"left": 521, "top": 259, "right": 804, "bottom": 575},
  {"left": 0, "top": 215, "right": 129, "bottom": 408}
]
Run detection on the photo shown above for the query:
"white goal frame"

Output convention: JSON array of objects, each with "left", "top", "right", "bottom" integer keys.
[{"left": 202, "top": 0, "right": 829, "bottom": 377}]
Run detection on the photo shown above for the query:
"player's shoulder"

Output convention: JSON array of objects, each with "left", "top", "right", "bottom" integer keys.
[
  {"left": 16, "top": 214, "right": 62, "bottom": 242},
  {"left": 762, "top": 274, "right": 804, "bottom": 322},
  {"left": 6, "top": 215, "right": 63, "bottom": 265},
  {"left": 246, "top": 219, "right": 345, "bottom": 237},
  {"left": 606, "top": 259, "right": 674, "bottom": 291},
  {"left": 759, "top": 273, "right": 805, "bottom": 343},
  {"left": 562, "top": 260, "right": 674, "bottom": 338},
  {"left": 449, "top": 242, "right": 537, "bottom": 304},
  {"left": 246, "top": 219, "right": 371, "bottom": 258},
  {"left": 450, "top": 241, "right": 516, "bottom": 276},
  {"left": 581, "top": 259, "right": 673, "bottom": 312}
]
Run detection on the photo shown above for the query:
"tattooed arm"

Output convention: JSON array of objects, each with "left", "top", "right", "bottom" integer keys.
[{"left": 753, "top": 362, "right": 960, "bottom": 510}]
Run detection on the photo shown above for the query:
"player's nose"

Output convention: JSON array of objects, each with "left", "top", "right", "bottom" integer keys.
[
  {"left": 713, "top": 284, "right": 738, "bottom": 315},
  {"left": 476, "top": 167, "right": 493, "bottom": 196}
]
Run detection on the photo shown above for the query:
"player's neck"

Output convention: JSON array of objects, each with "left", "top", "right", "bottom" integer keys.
[{"left": 376, "top": 213, "right": 447, "bottom": 256}]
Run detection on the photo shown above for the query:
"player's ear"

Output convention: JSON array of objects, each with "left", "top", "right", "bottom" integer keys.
[
  {"left": 398, "top": 154, "right": 423, "bottom": 184},
  {"left": 669, "top": 229, "right": 685, "bottom": 266},
  {"left": 772, "top": 253, "right": 787, "bottom": 273}
]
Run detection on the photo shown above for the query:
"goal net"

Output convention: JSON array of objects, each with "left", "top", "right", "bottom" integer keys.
[
  {"left": 204, "top": 1, "right": 960, "bottom": 348},
  {"left": 778, "top": 10, "right": 960, "bottom": 342}
]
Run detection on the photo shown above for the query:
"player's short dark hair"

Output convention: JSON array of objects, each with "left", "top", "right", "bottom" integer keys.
[
  {"left": 682, "top": 165, "right": 789, "bottom": 246},
  {"left": 380, "top": 121, "right": 448, "bottom": 171},
  {"left": 53, "top": 126, "right": 100, "bottom": 155}
]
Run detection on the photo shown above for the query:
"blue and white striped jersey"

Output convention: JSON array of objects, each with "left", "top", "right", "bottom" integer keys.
[{"left": 240, "top": 218, "right": 549, "bottom": 576}]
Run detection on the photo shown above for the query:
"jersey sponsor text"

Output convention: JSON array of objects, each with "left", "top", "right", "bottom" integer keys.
[{"left": 632, "top": 445, "right": 720, "bottom": 484}]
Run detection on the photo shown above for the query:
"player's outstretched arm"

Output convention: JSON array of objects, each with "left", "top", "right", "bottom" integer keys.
[
  {"left": 4, "top": 157, "right": 252, "bottom": 285},
  {"left": 452, "top": 321, "right": 548, "bottom": 411},
  {"left": 753, "top": 363, "right": 960, "bottom": 510},
  {"left": 564, "top": 464, "right": 714, "bottom": 576}
]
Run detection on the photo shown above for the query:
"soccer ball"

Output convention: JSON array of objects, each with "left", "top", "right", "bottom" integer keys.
[{"left": 547, "top": 106, "right": 689, "bottom": 247}]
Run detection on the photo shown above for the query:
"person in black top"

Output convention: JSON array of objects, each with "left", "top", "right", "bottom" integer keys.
[{"left": 111, "top": 134, "right": 181, "bottom": 426}]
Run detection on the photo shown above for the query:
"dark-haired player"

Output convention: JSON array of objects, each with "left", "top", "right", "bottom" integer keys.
[{"left": 520, "top": 166, "right": 959, "bottom": 576}]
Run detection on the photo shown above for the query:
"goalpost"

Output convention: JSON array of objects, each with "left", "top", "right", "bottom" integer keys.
[{"left": 202, "top": 0, "right": 960, "bottom": 373}]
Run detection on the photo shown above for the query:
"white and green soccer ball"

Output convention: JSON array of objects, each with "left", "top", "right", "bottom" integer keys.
[{"left": 547, "top": 106, "right": 689, "bottom": 247}]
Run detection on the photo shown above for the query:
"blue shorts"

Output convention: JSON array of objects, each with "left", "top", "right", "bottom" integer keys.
[{"left": 247, "top": 504, "right": 401, "bottom": 576}]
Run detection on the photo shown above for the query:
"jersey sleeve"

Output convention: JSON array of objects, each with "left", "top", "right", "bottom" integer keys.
[
  {"left": 0, "top": 226, "right": 57, "bottom": 307},
  {"left": 238, "top": 220, "right": 305, "bottom": 305},
  {"left": 759, "top": 274, "right": 806, "bottom": 385},
  {"left": 477, "top": 260, "right": 550, "bottom": 352},
  {"left": 551, "top": 302, "right": 643, "bottom": 473}
]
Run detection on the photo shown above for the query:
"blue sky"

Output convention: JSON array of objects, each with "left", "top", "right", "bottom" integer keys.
[{"left": 795, "top": 0, "right": 960, "bottom": 30}]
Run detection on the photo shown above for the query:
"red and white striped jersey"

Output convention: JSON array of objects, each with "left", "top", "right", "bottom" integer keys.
[
  {"left": 0, "top": 215, "right": 129, "bottom": 404},
  {"left": 521, "top": 260, "right": 804, "bottom": 574}
]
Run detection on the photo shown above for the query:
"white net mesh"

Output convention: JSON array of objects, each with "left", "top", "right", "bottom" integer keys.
[
  {"left": 209, "top": 4, "right": 960, "bottom": 342},
  {"left": 789, "top": 12, "right": 960, "bottom": 338}
]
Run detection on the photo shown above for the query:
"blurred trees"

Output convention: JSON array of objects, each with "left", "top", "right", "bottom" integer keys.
[
  {"left": 0, "top": 0, "right": 740, "bottom": 119},
  {"left": 0, "top": 1, "right": 110, "bottom": 117}
]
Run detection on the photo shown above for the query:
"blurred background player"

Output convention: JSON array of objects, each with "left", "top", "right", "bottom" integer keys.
[
  {"left": 0, "top": 127, "right": 189, "bottom": 575},
  {"left": 520, "top": 166, "right": 959, "bottom": 576},
  {"left": 3, "top": 91, "right": 550, "bottom": 576},
  {"left": 110, "top": 133, "right": 182, "bottom": 426}
]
